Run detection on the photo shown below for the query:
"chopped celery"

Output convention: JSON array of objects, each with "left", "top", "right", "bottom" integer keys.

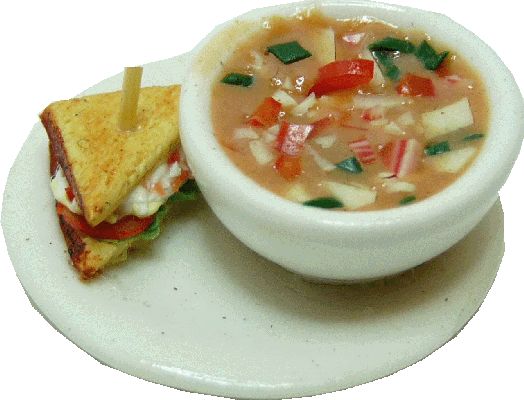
[
  {"left": 221, "top": 73, "right": 254, "bottom": 87},
  {"left": 336, "top": 157, "right": 363, "bottom": 173},
  {"left": 303, "top": 197, "right": 344, "bottom": 209},
  {"left": 399, "top": 195, "right": 416, "bottom": 205},
  {"left": 267, "top": 41, "right": 312, "bottom": 64},
  {"left": 368, "top": 37, "right": 415, "bottom": 53},
  {"left": 415, "top": 41, "right": 449, "bottom": 70},
  {"left": 425, "top": 141, "right": 451, "bottom": 156},
  {"left": 463, "top": 133, "right": 485, "bottom": 141}
]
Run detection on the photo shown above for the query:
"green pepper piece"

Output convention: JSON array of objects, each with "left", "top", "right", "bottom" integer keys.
[
  {"left": 267, "top": 41, "right": 312, "bottom": 65},
  {"left": 399, "top": 195, "right": 417, "bottom": 205},
  {"left": 368, "top": 37, "right": 415, "bottom": 53},
  {"left": 463, "top": 133, "right": 485, "bottom": 142},
  {"left": 415, "top": 41, "right": 449, "bottom": 70},
  {"left": 425, "top": 141, "right": 451, "bottom": 156},
  {"left": 221, "top": 73, "right": 254, "bottom": 87},
  {"left": 303, "top": 197, "right": 344, "bottom": 209},
  {"left": 371, "top": 51, "right": 401, "bottom": 81},
  {"left": 336, "top": 157, "right": 363, "bottom": 174}
]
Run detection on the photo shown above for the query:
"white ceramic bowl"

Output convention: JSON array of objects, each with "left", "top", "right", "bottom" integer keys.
[{"left": 181, "top": 0, "right": 524, "bottom": 281}]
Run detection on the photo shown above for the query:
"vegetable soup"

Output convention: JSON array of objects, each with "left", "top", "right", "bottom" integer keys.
[{"left": 212, "top": 11, "right": 489, "bottom": 211}]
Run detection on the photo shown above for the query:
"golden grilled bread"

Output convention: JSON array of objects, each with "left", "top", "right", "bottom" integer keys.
[
  {"left": 41, "top": 84, "right": 188, "bottom": 279},
  {"left": 41, "top": 85, "right": 181, "bottom": 226}
]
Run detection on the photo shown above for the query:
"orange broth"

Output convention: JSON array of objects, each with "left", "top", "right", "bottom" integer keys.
[{"left": 212, "top": 12, "right": 489, "bottom": 211}]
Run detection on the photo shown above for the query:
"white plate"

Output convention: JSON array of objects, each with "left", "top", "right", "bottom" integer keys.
[{"left": 1, "top": 54, "right": 504, "bottom": 400}]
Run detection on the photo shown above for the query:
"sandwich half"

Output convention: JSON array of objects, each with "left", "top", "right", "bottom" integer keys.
[{"left": 40, "top": 85, "right": 195, "bottom": 279}]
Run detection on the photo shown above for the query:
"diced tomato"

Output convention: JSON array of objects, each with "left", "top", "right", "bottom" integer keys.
[
  {"left": 396, "top": 74, "right": 435, "bottom": 97},
  {"left": 308, "top": 59, "right": 374, "bottom": 97},
  {"left": 349, "top": 139, "right": 377, "bottom": 164},
  {"left": 361, "top": 106, "right": 385, "bottom": 122},
  {"left": 275, "top": 122, "right": 314, "bottom": 156},
  {"left": 435, "top": 62, "right": 450, "bottom": 78},
  {"left": 274, "top": 155, "right": 302, "bottom": 181},
  {"left": 167, "top": 149, "right": 180, "bottom": 165},
  {"left": 56, "top": 203, "right": 154, "bottom": 240},
  {"left": 249, "top": 97, "right": 282, "bottom": 127},
  {"left": 171, "top": 170, "right": 190, "bottom": 192},
  {"left": 308, "top": 117, "right": 333, "bottom": 139},
  {"left": 65, "top": 186, "right": 75, "bottom": 202},
  {"left": 380, "top": 139, "right": 422, "bottom": 177},
  {"left": 154, "top": 182, "right": 166, "bottom": 196}
]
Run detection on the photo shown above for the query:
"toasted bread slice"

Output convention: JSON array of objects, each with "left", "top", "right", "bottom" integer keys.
[
  {"left": 41, "top": 85, "right": 181, "bottom": 226},
  {"left": 57, "top": 208, "right": 132, "bottom": 279}
]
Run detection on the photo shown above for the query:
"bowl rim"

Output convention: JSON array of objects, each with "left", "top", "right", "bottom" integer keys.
[{"left": 180, "top": 0, "right": 524, "bottom": 240}]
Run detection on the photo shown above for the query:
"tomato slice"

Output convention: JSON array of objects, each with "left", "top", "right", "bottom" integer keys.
[
  {"left": 274, "top": 155, "right": 302, "bottom": 181},
  {"left": 249, "top": 97, "right": 282, "bottom": 127},
  {"left": 56, "top": 203, "right": 154, "bottom": 240},
  {"left": 308, "top": 59, "right": 374, "bottom": 97},
  {"left": 396, "top": 74, "right": 435, "bottom": 97}
]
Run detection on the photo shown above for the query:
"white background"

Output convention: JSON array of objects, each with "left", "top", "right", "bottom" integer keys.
[{"left": 0, "top": 0, "right": 522, "bottom": 399}]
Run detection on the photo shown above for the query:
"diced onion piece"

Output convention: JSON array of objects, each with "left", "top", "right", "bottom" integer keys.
[
  {"left": 305, "top": 144, "right": 336, "bottom": 171},
  {"left": 310, "top": 28, "right": 336, "bottom": 65},
  {"left": 360, "top": 49, "right": 385, "bottom": 87},
  {"left": 263, "top": 124, "right": 280, "bottom": 143},
  {"left": 427, "top": 147, "right": 476, "bottom": 173},
  {"left": 397, "top": 111, "right": 415, "bottom": 126},
  {"left": 325, "top": 181, "right": 377, "bottom": 209},
  {"left": 249, "top": 140, "right": 274, "bottom": 165},
  {"left": 250, "top": 50, "right": 264, "bottom": 71},
  {"left": 369, "top": 118, "right": 389, "bottom": 127},
  {"left": 383, "top": 180, "right": 416, "bottom": 193},
  {"left": 421, "top": 97, "right": 474, "bottom": 139},
  {"left": 234, "top": 127, "right": 259, "bottom": 140},
  {"left": 291, "top": 93, "right": 317, "bottom": 116},
  {"left": 272, "top": 90, "right": 298, "bottom": 108},
  {"left": 282, "top": 77, "right": 294, "bottom": 91},
  {"left": 286, "top": 184, "right": 310, "bottom": 202},
  {"left": 353, "top": 94, "right": 410, "bottom": 109},
  {"left": 342, "top": 32, "right": 365, "bottom": 45},
  {"left": 384, "top": 121, "right": 404, "bottom": 135},
  {"left": 314, "top": 134, "right": 337, "bottom": 149}
]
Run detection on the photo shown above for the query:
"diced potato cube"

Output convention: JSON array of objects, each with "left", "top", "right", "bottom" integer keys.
[
  {"left": 427, "top": 147, "right": 476, "bottom": 173},
  {"left": 384, "top": 180, "right": 416, "bottom": 193},
  {"left": 234, "top": 127, "right": 259, "bottom": 140},
  {"left": 249, "top": 140, "right": 274, "bottom": 165},
  {"left": 286, "top": 184, "right": 310, "bottom": 202},
  {"left": 325, "top": 181, "right": 377, "bottom": 209},
  {"left": 361, "top": 49, "right": 385, "bottom": 87},
  {"left": 397, "top": 111, "right": 415, "bottom": 126},
  {"left": 310, "top": 28, "right": 336, "bottom": 65},
  {"left": 314, "top": 134, "right": 337, "bottom": 149},
  {"left": 421, "top": 97, "right": 474, "bottom": 139},
  {"left": 306, "top": 144, "right": 336, "bottom": 171},
  {"left": 353, "top": 94, "right": 409, "bottom": 109}
]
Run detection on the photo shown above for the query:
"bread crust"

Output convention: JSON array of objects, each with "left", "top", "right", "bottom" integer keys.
[{"left": 40, "top": 85, "right": 181, "bottom": 226}]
